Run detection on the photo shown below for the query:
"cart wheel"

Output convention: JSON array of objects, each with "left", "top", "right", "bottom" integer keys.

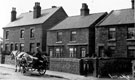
[{"left": 38, "top": 69, "right": 46, "bottom": 75}]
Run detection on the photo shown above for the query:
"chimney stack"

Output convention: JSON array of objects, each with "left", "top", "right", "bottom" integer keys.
[
  {"left": 132, "top": 0, "right": 134, "bottom": 9},
  {"left": 11, "top": 7, "right": 17, "bottom": 22},
  {"left": 33, "top": 2, "right": 41, "bottom": 18},
  {"left": 80, "top": 3, "right": 89, "bottom": 16}
]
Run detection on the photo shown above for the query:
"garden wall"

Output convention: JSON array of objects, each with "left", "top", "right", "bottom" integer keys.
[{"left": 50, "top": 58, "right": 82, "bottom": 74}]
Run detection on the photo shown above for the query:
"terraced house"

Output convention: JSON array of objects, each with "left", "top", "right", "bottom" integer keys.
[
  {"left": 47, "top": 3, "right": 107, "bottom": 75},
  {"left": 95, "top": 0, "right": 135, "bottom": 76},
  {"left": 95, "top": 0, "right": 135, "bottom": 58},
  {"left": 3, "top": 2, "right": 68, "bottom": 53}
]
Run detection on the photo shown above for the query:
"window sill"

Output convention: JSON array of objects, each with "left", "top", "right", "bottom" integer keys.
[
  {"left": 56, "top": 41, "right": 62, "bottom": 43},
  {"left": 30, "top": 38, "right": 35, "bottom": 40},
  {"left": 69, "top": 41, "right": 76, "bottom": 43},
  {"left": 108, "top": 39, "right": 116, "bottom": 41},
  {"left": 5, "top": 39, "right": 9, "bottom": 40},
  {"left": 20, "top": 38, "right": 24, "bottom": 40},
  {"left": 127, "top": 39, "right": 135, "bottom": 41}
]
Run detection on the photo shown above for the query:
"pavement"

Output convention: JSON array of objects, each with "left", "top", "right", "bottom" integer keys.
[{"left": 0, "top": 63, "right": 98, "bottom": 80}]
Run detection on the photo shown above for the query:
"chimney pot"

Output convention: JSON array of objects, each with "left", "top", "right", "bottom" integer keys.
[
  {"left": 11, "top": 7, "right": 17, "bottom": 22},
  {"left": 52, "top": 6, "right": 57, "bottom": 8},
  {"left": 80, "top": 3, "right": 89, "bottom": 16}
]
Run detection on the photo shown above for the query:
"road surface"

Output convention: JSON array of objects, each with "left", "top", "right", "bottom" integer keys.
[{"left": 0, "top": 67, "right": 69, "bottom": 80}]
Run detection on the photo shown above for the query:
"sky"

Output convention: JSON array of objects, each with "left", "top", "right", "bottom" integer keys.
[{"left": 0, "top": 0, "right": 132, "bottom": 38}]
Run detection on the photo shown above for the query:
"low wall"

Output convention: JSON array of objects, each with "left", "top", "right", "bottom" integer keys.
[
  {"left": 50, "top": 58, "right": 82, "bottom": 74},
  {"left": 5, "top": 55, "right": 15, "bottom": 65},
  {"left": 97, "top": 58, "right": 134, "bottom": 77}
]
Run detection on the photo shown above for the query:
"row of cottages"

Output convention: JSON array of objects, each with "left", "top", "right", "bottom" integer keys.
[
  {"left": 47, "top": 3, "right": 107, "bottom": 58},
  {"left": 3, "top": 2, "right": 68, "bottom": 53},
  {"left": 47, "top": 0, "right": 135, "bottom": 76},
  {"left": 47, "top": 3, "right": 107, "bottom": 75}
]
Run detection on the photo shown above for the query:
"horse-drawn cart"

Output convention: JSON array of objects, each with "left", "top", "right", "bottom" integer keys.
[{"left": 21, "top": 55, "right": 48, "bottom": 75}]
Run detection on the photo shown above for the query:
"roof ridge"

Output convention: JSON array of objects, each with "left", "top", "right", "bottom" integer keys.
[
  {"left": 20, "top": 6, "right": 61, "bottom": 15},
  {"left": 112, "top": 8, "right": 132, "bottom": 11}
]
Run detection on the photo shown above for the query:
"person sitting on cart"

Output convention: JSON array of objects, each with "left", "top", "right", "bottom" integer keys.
[{"left": 33, "top": 45, "right": 43, "bottom": 68}]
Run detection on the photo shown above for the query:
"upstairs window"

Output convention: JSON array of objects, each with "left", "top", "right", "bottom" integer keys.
[
  {"left": 108, "top": 28, "right": 116, "bottom": 40},
  {"left": 5, "top": 31, "right": 9, "bottom": 39},
  {"left": 20, "top": 29, "right": 24, "bottom": 38},
  {"left": 127, "top": 27, "right": 135, "bottom": 39},
  {"left": 70, "top": 31, "right": 77, "bottom": 41},
  {"left": 30, "top": 28, "right": 35, "bottom": 38},
  {"left": 57, "top": 32, "right": 62, "bottom": 42}
]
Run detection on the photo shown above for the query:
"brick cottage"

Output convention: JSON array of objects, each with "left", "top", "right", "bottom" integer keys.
[{"left": 3, "top": 2, "right": 68, "bottom": 53}]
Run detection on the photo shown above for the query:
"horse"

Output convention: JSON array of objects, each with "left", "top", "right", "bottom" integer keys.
[{"left": 10, "top": 50, "right": 27, "bottom": 72}]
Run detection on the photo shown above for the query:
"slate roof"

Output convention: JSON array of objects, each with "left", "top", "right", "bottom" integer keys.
[
  {"left": 50, "top": 12, "right": 107, "bottom": 30},
  {"left": 99, "top": 8, "right": 135, "bottom": 26},
  {"left": 4, "top": 7, "right": 61, "bottom": 28}
]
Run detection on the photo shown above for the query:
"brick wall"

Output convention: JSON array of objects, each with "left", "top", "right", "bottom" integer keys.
[
  {"left": 47, "top": 28, "right": 90, "bottom": 58},
  {"left": 49, "top": 58, "right": 82, "bottom": 74},
  {"left": 3, "top": 24, "right": 42, "bottom": 52},
  {"left": 95, "top": 25, "right": 133, "bottom": 58}
]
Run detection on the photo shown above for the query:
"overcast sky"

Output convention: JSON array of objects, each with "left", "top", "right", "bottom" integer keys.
[{"left": 0, "top": 0, "right": 132, "bottom": 37}]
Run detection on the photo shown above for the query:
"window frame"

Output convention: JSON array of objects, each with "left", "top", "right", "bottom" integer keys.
[
  {"left": 127, "top": 46, "right": 135, "bottom": 58},
  {"left": 20, "top": 43, "right": 24, "bottom": 52},
  {"left": 5, "top": 30, "right": 9, "bottom": 40},
  {"left": 56, "top": 32, "right": 63, "bottom": 43},
  {"left": 69, "top": 47, "right": 77, "bottom": 58},
  {"left": 108, "top": 28, "right": 116, "bottom": 40},
  {"left": 70, "top": 31, "right": 77, "bottom": 42},
  {"left": 30, "top": 28, "right": 35, "bottom": 39},
  {"left": 15, "top": 43, "right": 18, "bottom": 50},
  {"left": 20, "top": 29, "right": 25, "bottom": 39},
  {"left": 127, "top": 27, "right": 135, "bottom": 39}
]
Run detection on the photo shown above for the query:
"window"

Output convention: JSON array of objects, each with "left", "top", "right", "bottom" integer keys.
[
  {"left": 57, "top": 32, "right": 62, "bottom": 42},
  {"left": 49, "top": 48, "right": 53, "bottom": 57},
  {"left": 10, "top": 44, "right": 14, "bottom": 51},
  {"left": 69, "top": 47, "right": 77, "bottom": 58},
  {"left": 98, "top": 46, "right": 104, "bottom": 57},
  {"left": 30, "top": 43, "right": 35, "bottom": 53},
  {"left": 20, "top": 29, "right": 24, "bottom": 38},
  {"left": 55, "top": 47, "right": 63, "bottom": 58},
  {"left": 5, "top": 44, "right": 9, "bottom": 51},
  {"left": 127, "top": 27, "right": 135, "bottom": 39},
  {"left": 108, "top": 46, "right": 116, "bottom": 57},
  {"left": 5, "top": 31, "right": 9, "bottom": 39},
  {"left": 70, "top": 31, "right": 77, "bottom": 41},
  {"left": 30, "top": 28, "right": 35, "bottom": 38},
  {"left": 108, "top": 28, "right": 116, "bottom": 40},
  {"left": 81, "top": 47, "right": 87, "bottom": 58},
  {"left": 15, "top": 43, "right": 18, "bottom": 50},
  {"left": 127, "top": 46, "right": 135, "bottom": 58},
  {"left": 20, "top": 43, "right": 24, "bottom": 52}
]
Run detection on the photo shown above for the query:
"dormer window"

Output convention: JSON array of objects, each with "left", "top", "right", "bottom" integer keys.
[
  {"left": 30, "top": 28, "right": 35, "bottom": 38},
  {"left": 20, "top": 29, "right": 24, "bottom": 39},
  {"left": 127, "top": 27, "right": 135, "bottom": 39},
  {"left": 108, "top": 28, "right": 116, "bottom": 40},
  {"left": 70, "top": 31, "right": 77, "bottom": 41}
]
